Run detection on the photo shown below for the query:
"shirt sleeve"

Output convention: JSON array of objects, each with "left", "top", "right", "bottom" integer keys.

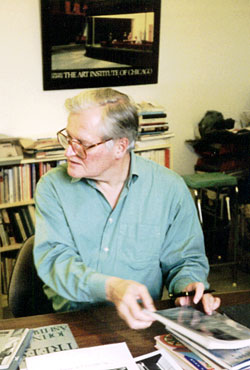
[
  {"left": 33, "top": 173, "right": 110, "bottom": 306},
  {"left": 160, "top": 179, "right": 210, "bottom": 295}
]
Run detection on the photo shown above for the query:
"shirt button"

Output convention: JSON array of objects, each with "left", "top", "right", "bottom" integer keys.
[
  {"left": 109, "top": 218, "right": 113, "bottom": 223},
  {"left": 104, "top": 246, "right": 109, "bottom": 252}
]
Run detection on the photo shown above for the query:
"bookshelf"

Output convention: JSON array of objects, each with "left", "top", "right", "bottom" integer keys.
[{"left": 0, "top": 155, "right": 67, "bottom": 316}]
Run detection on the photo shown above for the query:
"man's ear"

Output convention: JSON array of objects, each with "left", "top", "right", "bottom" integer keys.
[{"left": 115, "top": 137, "right": 130, "bottom": 158}]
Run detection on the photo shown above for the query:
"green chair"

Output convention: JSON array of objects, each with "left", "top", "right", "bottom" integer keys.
[{"left": 182, "top": 172, "right": 239, "bottom": 283}]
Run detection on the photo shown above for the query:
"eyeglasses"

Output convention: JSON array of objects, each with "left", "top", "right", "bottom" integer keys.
[{"left": 57, "top": 128, "right": 112, "bottom": 159}]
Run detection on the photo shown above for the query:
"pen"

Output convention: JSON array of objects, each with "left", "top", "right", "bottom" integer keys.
[{"left": 169, "top": 289, "right": 215, "bottom": 299}]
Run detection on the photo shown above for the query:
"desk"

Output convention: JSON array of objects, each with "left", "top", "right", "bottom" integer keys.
[{"left": 1, "top": 291, "right": 250, "bottom": 357}]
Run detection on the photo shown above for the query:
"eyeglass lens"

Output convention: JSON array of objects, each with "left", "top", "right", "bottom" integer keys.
[{"left": 58, "top": 131, "right": 86, "bottom": 158}]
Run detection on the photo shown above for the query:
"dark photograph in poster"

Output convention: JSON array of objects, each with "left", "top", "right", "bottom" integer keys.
[{"left": 41, "top": 0, "right": 161, "bottom": 90}]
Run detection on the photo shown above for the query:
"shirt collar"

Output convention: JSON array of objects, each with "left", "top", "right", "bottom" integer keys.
[
  {"left": 68, "top": 151, "right": 140, "bottom": 186},
  {"left": 126, "top": 151, "right": 139, "bottom": 187}
]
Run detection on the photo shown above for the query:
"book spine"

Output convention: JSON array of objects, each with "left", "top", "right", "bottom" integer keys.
[
  {"left": 165, "top": 148, "right": 170, "bottom": 168},
  {"left": 139, "top": 117, "right": 167, "bottom": 125},
  {"left": 14, "top": 211, "right": 27, "bottom": 241},
  {"left": 19, "top": 207, "right": 33, "bottom": 237},
  {"left": 139, "top": 113, "right": 167, "bottom": 119},
  {"left": 0, "top": 211, "right": 10, "bottom": 246},
  {"left": 0, "top": 168, "right": 4, "bottom": 203},
  {"left": 3, "top": 168, "right": 10, "bottom": 203},
  {"left": 27, "top": 205, "right": 36, "bottom": 229},
  {"left": 7, "top": 208, "right": 23, "bottom": 243},
  {"left": 19, "top": 164, "right": 24, "bottom": 202},
  {"left": 0, "top": 222, "right": 10, "bottom": 246}
]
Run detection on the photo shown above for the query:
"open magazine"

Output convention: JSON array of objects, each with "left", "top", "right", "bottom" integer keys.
[{"left": 144, "top": 306, "right": 250, "bottom": 350}]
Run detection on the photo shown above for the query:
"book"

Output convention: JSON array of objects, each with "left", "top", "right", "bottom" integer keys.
[
  {"left": 171, "top": 329, "right": 250, "bottom": 370},
  {"left": 13, "top": 211, "right": 27, "bottom": 241},
  {"left": 19, "top": 323, "right": 78, "bottom": 370},
  {"left": 144, "top": 306, "right": 250, "bottom": 350},
  {"left": 7, "top": 209, "right": 23, "bottom": 243},
  {"left": 139, "top": 124, "right": 169, "bottom": 134},
  {"left": 0, "top": 212, "right": 10, "bottom": 247},
  {"left": 19, "top": 208, "right": 33, "bottom": 237},
  {"left": 139, "top": 116, "right": 168, "bottom": 125},
  {"left": 27, "top": 205, "right": 35, "bottom": 229},
  {"left": 0, "top": 328, "right": 33, "bottom": 370},
  {"left": 155, "top": 333, "right": 222, "bottom": 370},
  {"left": 25, "top": 342, "right": 138, "bottom": 370}
]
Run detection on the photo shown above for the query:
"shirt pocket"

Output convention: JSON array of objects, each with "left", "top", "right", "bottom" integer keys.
[{"left": 118, "top": 223, "right": 161, "bottom": 269}]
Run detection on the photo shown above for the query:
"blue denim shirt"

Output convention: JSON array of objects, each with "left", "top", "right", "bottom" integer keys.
[{"left": 34, "top": 152, "right": 209, "bottom": 311}]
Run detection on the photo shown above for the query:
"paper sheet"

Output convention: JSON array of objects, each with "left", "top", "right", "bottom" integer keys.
[{"left": 25, "top": 342, "right": 138, "bottom": 370}]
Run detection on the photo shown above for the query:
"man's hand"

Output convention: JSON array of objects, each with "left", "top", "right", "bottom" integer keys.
[
  {"left": 175, "top": 282, "right": 221, "bottom": 315},
  {"left": 106, "top": 277, "right": 156, "bottom": 329}
]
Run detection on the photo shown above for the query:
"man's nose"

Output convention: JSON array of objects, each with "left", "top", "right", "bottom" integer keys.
[{"left": 65, "top": 144, "right": 76, "bottom": 157}]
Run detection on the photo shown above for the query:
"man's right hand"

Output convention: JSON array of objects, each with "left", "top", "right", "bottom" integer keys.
[{"left": 105, "top": 277, "right": 156, "bottom": 329}]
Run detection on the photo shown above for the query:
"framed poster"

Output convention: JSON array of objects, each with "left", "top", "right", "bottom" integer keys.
[{"left": 40, "top": 0, "right": 161, "bottom": 90}]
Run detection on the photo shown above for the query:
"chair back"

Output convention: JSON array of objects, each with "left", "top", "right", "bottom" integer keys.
[{"left": 8, "top": 235, "right": 53, "bottom": 317}]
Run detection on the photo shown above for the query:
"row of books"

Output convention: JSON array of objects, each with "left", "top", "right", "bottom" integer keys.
[
  {"left": 136, "top": 101, "right": 169, "bottom": 140},
  {"left": 136, "top": 148, "right": 170, "bottom": 168},
  {"left": 0, "top": 205, "right": 35, "bottom": 247},
  {"left": 0, "top": 160, "right": 65, "bottom": 204}
]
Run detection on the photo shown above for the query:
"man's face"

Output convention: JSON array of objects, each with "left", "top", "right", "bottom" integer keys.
[{"left": 65, "top": 106, "right": 116, "bottom": 179}]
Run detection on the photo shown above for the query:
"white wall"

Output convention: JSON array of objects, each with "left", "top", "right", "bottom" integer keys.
[{"left": 1, "top": 0, "right": 250, "bottom": 174}]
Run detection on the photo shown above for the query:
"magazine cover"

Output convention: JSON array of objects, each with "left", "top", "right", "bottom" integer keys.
[
  {"left": 155, "top": 333, "right": 222, "bottom": 370},
  {"left": 19, "top": 324, "right": 78, "bottom": 370}
]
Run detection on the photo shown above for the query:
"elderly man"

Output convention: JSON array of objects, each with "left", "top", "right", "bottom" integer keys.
[{"left": 34, "top": 88, "right": 220, "bottom": 329}]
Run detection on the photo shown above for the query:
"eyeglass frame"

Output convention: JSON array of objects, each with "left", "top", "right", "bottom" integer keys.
[{"left": 57, "top": 128, "right": 112, "bottom": 159}]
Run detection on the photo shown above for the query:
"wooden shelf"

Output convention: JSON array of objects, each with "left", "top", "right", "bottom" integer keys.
[
  {"left": 134, "top": 144, "right": 171, "bottom": 152},
  {"left": 0, "top": 155, "right": 66, "bottom": 167},
  {"left": 0, "top": 244, "right": 22, "bottom": 253},
  {"left": 0, "top": 199, "right": 35, "bottom": 210},
  {"left": 21, "top": 156, "right": 66, "bottom": 164}
]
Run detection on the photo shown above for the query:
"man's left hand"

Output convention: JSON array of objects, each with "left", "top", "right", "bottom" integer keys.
[{"left": 175, "top": 282, "right": 221, "bottom": 315}]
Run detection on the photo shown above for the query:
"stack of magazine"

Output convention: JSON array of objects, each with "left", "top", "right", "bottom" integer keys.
[{"left": 145, "top": 306, "right": 250, "bottom": 370}]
